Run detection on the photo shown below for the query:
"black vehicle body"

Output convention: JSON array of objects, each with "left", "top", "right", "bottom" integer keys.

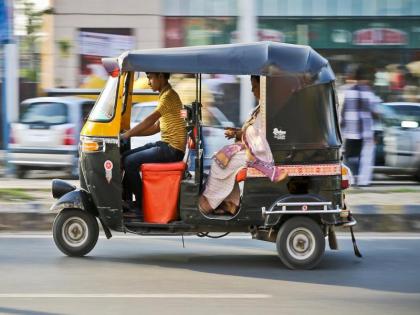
[{"left": 51, "top": 42, "right": 359, "bottom": 269}]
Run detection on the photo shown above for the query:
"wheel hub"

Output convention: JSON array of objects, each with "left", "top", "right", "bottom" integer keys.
[
  {"left": 62, "top": 217, "right": 89, "bottom": 247},
  {"left": 286, "top": 227, "right": 316, "bottom": 260}
]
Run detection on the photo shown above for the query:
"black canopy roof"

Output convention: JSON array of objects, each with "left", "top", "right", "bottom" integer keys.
[{"left": 120, "top": 42, "right": 335, "bottom": 83}]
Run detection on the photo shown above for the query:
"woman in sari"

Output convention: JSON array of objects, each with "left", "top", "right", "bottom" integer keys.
[{"left": 199, "top": 75, "right": 287, "bottom": 215}]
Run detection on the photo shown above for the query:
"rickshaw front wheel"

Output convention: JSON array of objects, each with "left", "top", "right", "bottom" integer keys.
[
  {"left": 276, "top": 216, "right": 325, "bottom": 270},
  {"left": 53, "top": 209, "right": 99, "bottom": 257}
]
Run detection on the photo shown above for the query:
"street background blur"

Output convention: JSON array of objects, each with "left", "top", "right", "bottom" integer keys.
[{"left": 0, "top": 0, "right": 420, "bottom": 230}]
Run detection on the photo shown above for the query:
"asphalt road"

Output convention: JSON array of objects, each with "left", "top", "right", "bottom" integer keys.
[{"left": 0, "top": 233, "right": 419, "bottom": 315}]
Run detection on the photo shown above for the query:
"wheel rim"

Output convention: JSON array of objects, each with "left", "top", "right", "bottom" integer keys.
[
  {"left": 61, "top": 216, "right": 89, "bottom": 247},
  {"left": 286, "top": 227, "right": 316, "bottom": 260}
]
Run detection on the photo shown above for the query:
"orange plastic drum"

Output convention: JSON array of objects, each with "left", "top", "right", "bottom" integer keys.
[{"left": 141, "top": 162, "right": 187, "bottom": 223}]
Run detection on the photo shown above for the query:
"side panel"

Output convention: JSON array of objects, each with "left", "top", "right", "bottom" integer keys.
[
  {"left": 80, "top": 141, "right": 123, "bottom": 230},
  {"left": 265, "top": 79, "right": 341, "bottom": 155}
]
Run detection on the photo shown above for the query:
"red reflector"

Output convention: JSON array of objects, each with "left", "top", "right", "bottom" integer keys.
[
  {"left": 341, "top": 164, "right": 351, "bottom": 189},
  {"left": 110, "top": 68, "right": 120, "bottom": 77}
]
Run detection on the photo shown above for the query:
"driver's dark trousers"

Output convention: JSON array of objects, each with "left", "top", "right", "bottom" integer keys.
[{"left": 122, "top": 141, "right": 184, "bottom": 210}]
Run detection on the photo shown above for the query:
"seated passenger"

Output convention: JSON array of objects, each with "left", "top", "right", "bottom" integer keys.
[
  {"left": 121, "top": 72, "right": 186, "bottom": 211},
  {"left": 199, "top": 75, "right": 287, "bottom": 215}
]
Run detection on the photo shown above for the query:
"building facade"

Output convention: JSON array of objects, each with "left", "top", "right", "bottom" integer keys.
[
  {"left": 40, "top": 0, "right": 420, "bottom": 89},
  {"left": 163, "top": 0, "right": 420, "bottom": 82},
  {"left": 40, "top": 0, "right": 162, "bottom": 89}
]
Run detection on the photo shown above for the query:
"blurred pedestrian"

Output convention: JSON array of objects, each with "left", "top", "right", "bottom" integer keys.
[
  {"left": 374, "top": 67, "right": 390, "bottom": 100},
  {"left": 340, "top": 65, "right": 380, "bottom": 186}
]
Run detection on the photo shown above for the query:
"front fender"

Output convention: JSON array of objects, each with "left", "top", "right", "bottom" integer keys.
[{"left": 50, "top": 189, "right": 97, "bottom": 216}]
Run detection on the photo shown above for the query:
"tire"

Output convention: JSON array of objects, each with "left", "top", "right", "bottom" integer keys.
[
  {"left": 276, "top": 216, "right": 325, "bottom": 270},
  {"left": 53, "top": 209, "right": 99, "bottom": 257},
  {"left": 15, "top": 166, "right": 27, "bottom": 179},
  {"left": 413, "top": 169, "right": 420, "bottom": 183}
]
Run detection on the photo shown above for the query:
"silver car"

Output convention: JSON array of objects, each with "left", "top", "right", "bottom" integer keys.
[
  {"left": 9, "top": 97, "right": 95, "bottom": 178},
  {"left": 374, "top": 102, "right": 420, "bottom": 180},
  {"left": 130, "top": 101, "right": 234, "bottom": 168}
]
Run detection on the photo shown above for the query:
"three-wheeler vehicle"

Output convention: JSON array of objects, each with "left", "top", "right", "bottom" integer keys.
[{"left": 51, "top": 42, "right": 360, "bottom": 269}]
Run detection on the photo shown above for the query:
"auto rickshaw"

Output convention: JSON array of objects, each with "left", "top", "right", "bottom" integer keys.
[{"left": 51, "top": 42, "right": 360, "bottom": 270}]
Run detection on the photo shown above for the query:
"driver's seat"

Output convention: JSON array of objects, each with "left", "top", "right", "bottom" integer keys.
[{"left": 141, "top": 161, "right": 187, "bottom": 223}]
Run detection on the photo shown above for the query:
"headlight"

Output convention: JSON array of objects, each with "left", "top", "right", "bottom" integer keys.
[{"left": 401, "top": 121, "right": 419, "bottom": 128}]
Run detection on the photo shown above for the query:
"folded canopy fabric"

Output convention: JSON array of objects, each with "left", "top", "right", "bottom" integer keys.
[{"left": 120, "top": 41, "right": 335, "bottom": 83}]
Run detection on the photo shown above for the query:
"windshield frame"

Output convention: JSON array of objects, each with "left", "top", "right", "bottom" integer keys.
[{"left": 88, "top": 76, "right": 120, "bottom": 123}]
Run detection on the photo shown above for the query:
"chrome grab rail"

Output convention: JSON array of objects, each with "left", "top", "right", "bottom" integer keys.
[
  {"left": 261, "top": 201, "right": 356, "bottom": 228},
  {"left": 262, "top": 201, "right": 342, "bottom": 216}
]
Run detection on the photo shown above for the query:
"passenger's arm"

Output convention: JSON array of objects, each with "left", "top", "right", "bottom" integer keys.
[{"left": 122, "top": 111, "right": 161, "bottom": 139}]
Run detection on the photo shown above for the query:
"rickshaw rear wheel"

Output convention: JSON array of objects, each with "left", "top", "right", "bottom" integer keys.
[
  {"left": 53, "top": 209, "right": 99, "bottom": 257},
  {"left": 276, "top": 216, "right": 325, "bottom": 270}
]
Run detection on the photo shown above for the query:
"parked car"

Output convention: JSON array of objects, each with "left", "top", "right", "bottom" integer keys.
[
  {"left": 9, "top": 97, "right": 95, "bottom": 178},
  {"left": 130, "top": 101, "right": 234, "bottom": 168},
  {"left": 374, "top": 102, "right": 420, "bottom": 180}
]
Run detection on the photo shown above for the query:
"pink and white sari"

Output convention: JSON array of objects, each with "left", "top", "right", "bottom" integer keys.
[{"left": 202, "top": 106, "right": 286, "bottom": 212}]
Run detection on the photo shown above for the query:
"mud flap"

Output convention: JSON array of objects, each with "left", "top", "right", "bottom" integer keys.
[
  {"left": 350, "top": 226, "right": 362, "bottom": 258},
  {"left": 328, "top": 226, "right": 338, "bottom": 250}
]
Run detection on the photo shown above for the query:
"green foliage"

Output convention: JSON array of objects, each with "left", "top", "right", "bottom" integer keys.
[
  {"left": 57, "top": 39, "right": 72, "bottom": 57},
  {"left": 0, "top": 189, "right": 34, "bottom": 201},
  {"left": 16, "top": 0, "right": 50, "bottom": 82}
]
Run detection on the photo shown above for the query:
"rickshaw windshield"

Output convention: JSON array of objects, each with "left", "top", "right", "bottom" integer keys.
[{"left": 88, "top": 76, "right": 119, "bottom": 122}]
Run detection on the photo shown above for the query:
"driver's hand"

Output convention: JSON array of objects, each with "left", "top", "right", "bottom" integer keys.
[{"left": 121, "top": 131, "right": 130, "bottom": 140}]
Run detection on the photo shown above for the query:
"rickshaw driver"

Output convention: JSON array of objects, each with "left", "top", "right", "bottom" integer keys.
[{"left": 121, "top": 72, "right": 187, "bottom": 212}]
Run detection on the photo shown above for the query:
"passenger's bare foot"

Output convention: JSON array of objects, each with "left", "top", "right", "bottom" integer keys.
[{"left": 198, "top": 195, "right": 213, "bottom": 215}]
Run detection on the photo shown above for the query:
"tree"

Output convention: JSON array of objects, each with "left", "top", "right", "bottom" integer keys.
[{"left": 16, "top": 0, "right": 51, "bottom": 81}]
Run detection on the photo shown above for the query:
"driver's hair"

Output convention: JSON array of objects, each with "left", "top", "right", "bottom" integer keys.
[
  {"left": 146, "top": 72, "right": 170, "bottom": 80},
  {"left": 251, "top": 75, "right": 260, "bottom": 83}
]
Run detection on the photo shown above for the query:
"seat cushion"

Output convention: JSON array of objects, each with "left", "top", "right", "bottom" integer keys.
[
  {"left": 235, "top": 168, "right": 247, "bottom": 182},
  {"left": 141, "top": 161, "right": 187, "bottom": 172}
]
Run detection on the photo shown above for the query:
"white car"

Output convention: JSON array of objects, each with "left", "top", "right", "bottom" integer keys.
[
  {"left": 130, "top": 102, "right": 234, "bottom": 168},
  {"left": 9, "top": 97, "right": 95, "bottom": 178},
  {"left": 374, "top": 102, "right": 420, "bottom": 180}
]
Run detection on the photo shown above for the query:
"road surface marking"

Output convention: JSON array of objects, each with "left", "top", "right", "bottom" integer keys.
[
  {"left": 1, "top": 234, "right": 420, "bottom": 240},
  {"left": 0, "top": 293, "right": 271, "bottom": 299}
]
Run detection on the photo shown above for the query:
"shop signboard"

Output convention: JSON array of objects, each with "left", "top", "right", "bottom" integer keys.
[
  {"left": 165, "top": 17, "right": 420, "bottom": 49},
  {"left": 259, "top": 18, "right": 420, "bottom": 49},
  {"left": 353, "top": 28, "right": 407, "bottom": 45},
  {"left": 78, "top": 28, "right": 135, "bottom": 87}
]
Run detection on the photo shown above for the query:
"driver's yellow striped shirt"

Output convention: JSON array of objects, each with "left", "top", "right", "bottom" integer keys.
[{"left": 156, "top": 84, "right": 186, "bottom": 152}]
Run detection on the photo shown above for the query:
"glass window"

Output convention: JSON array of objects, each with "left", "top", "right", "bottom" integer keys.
[
  {"left": 386, "top": 0, "right": 403, "bottom": 15},
  {"left": 337, "top": 0, "right": 352, "bottom": 16},
  {"left": 20, "top": 102, "right": 68, "bottom": 125},
  {"left": 287, "top": 0, "right": 303, "bottom": 16},
  {"left": 387, "top": 105, "right": 420, "bottom": 121},
  {"left": 207, "top": 0, "right": 237, "bottom": 16},
  {"left": 278, "top": 0, "right": 288, "bottom": 16},
  {"left": 259, "top": 0, "right": 278, "bottom": 16},
  {"left": 82, "top": 102, "right": 95, "bottom": 121},
  {"left": 163, "top": 0, "right": 182, "bottom": 16},
  {"left": 131, "top": 105, "right": 156, "bottom": 123},
  {"left": 312, "top": 0, "right": 328, "bottom": 16},
  {"left": 89, "top": 76, "right": 119, "bottom": 122},
  {"left": 412, "top": 0, "right": 420, "bottom": 15}
]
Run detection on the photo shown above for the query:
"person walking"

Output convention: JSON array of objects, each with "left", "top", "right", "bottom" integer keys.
[{"left": 340, "top": 65, "right": 380, "bottom": 186}]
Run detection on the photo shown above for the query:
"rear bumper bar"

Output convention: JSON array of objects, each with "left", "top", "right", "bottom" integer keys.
[{"left": 262, "top": 201, "right": 356, "bottom": 227}]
